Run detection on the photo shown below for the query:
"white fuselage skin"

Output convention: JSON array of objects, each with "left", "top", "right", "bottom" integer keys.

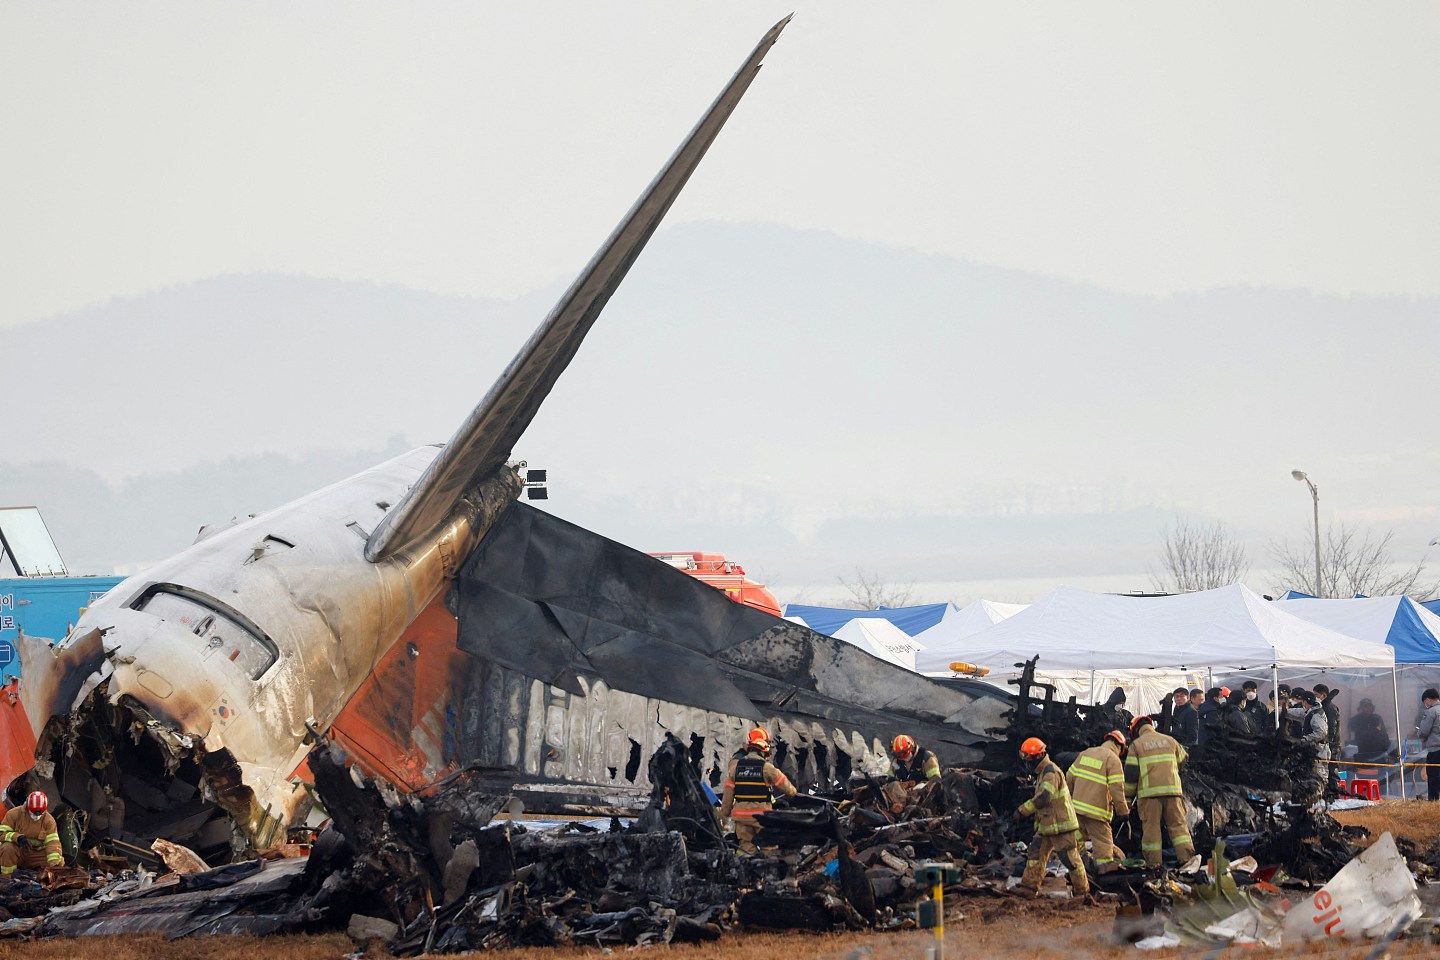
[{"left": 57, "top": 446, "right": 467, "bottom": 835}]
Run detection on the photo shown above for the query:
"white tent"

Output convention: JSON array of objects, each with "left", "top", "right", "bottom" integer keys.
[
  {"left": 950, "top": 584, "right": 1394, "bottom": 676},
  {"left": 832, "top": 618, "right": 927, "bottom": 671},
  {"left": 914, "top": 599, "right": 1028, "bottom": 673},
  {"left": 933, "top": 585, "right": 1396, "bottom": 714}
]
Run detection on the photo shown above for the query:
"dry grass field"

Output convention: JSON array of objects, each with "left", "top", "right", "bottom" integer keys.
[{"left": 1331, "top": 799, "right": 1440, "bottom": 847}]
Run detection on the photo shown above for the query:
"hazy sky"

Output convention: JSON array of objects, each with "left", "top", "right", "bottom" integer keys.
[{"left": 4, "top": 2, "right": 1440, "bottom": 328}]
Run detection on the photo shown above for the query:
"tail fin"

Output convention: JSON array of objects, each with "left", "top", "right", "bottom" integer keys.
[{"left": 367, "top": 17, "right": 790, "bottom": 561}]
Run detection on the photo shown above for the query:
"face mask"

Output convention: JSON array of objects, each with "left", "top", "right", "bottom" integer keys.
[
  {"left": 28, "top": 811, "right": 41, "bottom": 821},
  {"left": 1246, "top": 691, "right": 1257, "bottom": 701},
  {"left": 1217, "top": 697, "right": 1227, "bottom": 706}
]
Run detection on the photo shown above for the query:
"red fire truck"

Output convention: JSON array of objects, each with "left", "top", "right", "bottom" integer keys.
[{"left": 647, "top": 552, "right": 782, "bottom": 616}]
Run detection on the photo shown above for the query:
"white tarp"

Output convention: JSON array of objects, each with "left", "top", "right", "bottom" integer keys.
[
  {"left": 832, "top": 618, "right": 926, "bottom": 671},
  {"left": 913, "top": 599, "right": 1028, "bottom": 673},
  {"left": 937, "top": 584, "right": 1394, "bottom": 676},
  {"left": 1037, "top": 673, "right": 1204, "bottom": 717}
]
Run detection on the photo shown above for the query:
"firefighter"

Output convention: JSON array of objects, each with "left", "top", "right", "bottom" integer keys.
[
  {"left": 719, "top": 728, "right": 796, "bottom": 854},
  {"left": 0, "top": 792, "right": 64, "bottom": 877},
  {"left": 1125, "top": 716, "right": 1194, "bottom": 868},
  {"left": 890, "top": 734, "right": 941, "bottom": 782},
  {"left": 1012, "top": 737, "right": 1089, "bottom": 898},
  {"left": 1066, "top": 730, "right": 1130, "bottom": 874}
]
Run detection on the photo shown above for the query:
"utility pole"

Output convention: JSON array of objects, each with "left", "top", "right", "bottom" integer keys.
[{"left": 1291, "top": 470, "right": 1321, "bottom": 596}]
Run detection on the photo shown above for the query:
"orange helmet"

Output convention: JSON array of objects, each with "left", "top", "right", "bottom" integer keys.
[
  {"left": 25, "top": 791, "right": 47, "bottom": 815},
  {"left": 1104, "top": 730, "right": 1127, "bottom": 751},
  {"left": 1130, "top": 714, "right": 1153, "bottom": 735},
  {"left": 891, "top": 734, "right": 917, "bottom": 760},
  {"left": 747, "top": 728, "right": 771, "bottom": 753},
  {"left": 1019, "top": 736, "right": 1047, "bottom": 758}
]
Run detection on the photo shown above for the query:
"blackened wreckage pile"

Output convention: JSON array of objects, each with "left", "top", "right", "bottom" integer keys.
[{"left": 10, "top": 666, "right": 1431, "bottom": 952}]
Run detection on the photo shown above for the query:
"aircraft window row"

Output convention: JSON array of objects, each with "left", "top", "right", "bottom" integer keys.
[{"left": 130, "top": 584, "right": 279, "bottom": 680}]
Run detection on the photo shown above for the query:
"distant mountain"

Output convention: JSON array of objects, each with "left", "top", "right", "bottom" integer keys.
[{"left": 5, "top": 221, "right": 1437, "bottom": 588}]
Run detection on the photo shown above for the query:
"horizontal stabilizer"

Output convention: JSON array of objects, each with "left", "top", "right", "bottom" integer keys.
[{"left": 367, "top": 17, "right": 790, "bottom": 561}]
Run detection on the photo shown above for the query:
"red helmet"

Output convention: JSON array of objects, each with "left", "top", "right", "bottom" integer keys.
[
  {"left": 1130, "top": 715, "right": 1154, "bottom": 735},
  {"left": 1019, "top": 736, "right": 1047, "bottom": 758},
  {"left": 747, "top": 728, "right": 771, "bottom": 753},
  {"left": 1104, "top": 730, "right": 1127, "bottom": 750},
  {"left": 25, "top": 791, "right": 47, "bottom": 815},
  {"left": 891, "top": 734, "right": 917, "bottom": 760}
]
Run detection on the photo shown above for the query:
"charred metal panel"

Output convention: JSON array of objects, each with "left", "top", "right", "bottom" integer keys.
[{"left": 451, "top": 502, "right": 1013, "bottom": 787}]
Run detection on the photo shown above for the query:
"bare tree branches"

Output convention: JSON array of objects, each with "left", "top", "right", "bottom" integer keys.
[
  {"left": 836, "top": 567, "right": 916, "bottom": 610},
  {"left": 1150, "top": 517, "right": 1250, "bottom": 593},
  {"left": 1269, "top": 523, "right": 1437, "bottom": 599}
]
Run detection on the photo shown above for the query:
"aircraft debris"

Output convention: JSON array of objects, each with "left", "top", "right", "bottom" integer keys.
[
  {"left": 2, "top": 724, "right": 1438, "bottom": 952},
  {"left": 1281, "top": 832, "right": 1422, "bottom": 942}
]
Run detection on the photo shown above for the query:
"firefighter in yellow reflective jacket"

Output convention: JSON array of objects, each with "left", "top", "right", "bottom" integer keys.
[
  {"left": 1125, "top": 715, "right": 1195, "bottom": 867},
  {"left": 719, "top": 728, "right": 797, "bottom": 854},
  {"left": 889, "top": 734, "right": 941, "bottom": 782},
  {"left": 1066, "top": 730, "right": 1131, "bottom": 874},
  {"left": 1012, "top": 737, "right": 1089, "bottom": 898},
  {"left": 0, "top": 792, "right": 64, "bottom": 876}
]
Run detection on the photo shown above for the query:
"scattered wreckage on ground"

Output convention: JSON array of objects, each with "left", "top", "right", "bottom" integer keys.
[{"left": 5, "top": 662, "right": 1440, "bottom": 952}]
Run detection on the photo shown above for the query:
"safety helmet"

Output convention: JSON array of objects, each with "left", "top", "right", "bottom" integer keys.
[
  {"left": 25, "top": 791, "right": 47, "bottom": 815},
  {"left": 1130, "top": 714, "right": 1154, "bottom": 735},
  {"left": 1104, "top": 730, "right": 1127, "bottom": 750},
  {"left": 747, "top": 728, "right": 771, "bottom": 754},
  {"left": 1019, "top": 736, "right": 1047, "bottom": 758},
  {"left": 891, "top": 734, "right": 917, "bottom": 760}
]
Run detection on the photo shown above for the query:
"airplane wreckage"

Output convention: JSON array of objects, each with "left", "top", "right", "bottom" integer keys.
[
  {"left": 1, "top": 17, "right": 1011, "bottom": 863},
  {"left": 7, "top": 18, "right": 1435, "bottom": 952}
]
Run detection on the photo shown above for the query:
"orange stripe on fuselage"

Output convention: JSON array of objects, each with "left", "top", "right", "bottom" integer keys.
[{"left": 319, "top": 595, "right": 469, "bottom": 792}]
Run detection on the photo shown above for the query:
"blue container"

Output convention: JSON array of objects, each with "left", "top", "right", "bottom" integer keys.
[{"left": 0, "top": 577, "right": 123, "bottom": 682}]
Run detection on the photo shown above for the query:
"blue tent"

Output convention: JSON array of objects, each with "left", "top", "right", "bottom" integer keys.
[
  {"left": 1280, "top": 590, "right": 1315, "bottom": 600},
  {"left": 1423, "top": 599, "right": 1440, "bottom": 617},
  {"left": 781, "top": 602, "right": 954, "bottom": 637},
  {"left": 1276, "top": 595, "right": 1440, "bottom": 663}
]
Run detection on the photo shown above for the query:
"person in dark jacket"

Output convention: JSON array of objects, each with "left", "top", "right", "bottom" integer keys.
[
  {"left": 1347, "top": 698, "right": 1391, "bottom": 763},
  {"left": 1196, "top": 687, "right": 1225, "bottom": 745},
  {"left": 1232, "top": 680, "right": 1264, "bottom": 735},
  {"left": 1101, "top": 687, "right": 1133, "bottom": 731},
  {"left": 1220, "top": 697, "right": 1253, "bottom": 736},
  {"left": 1415, "top": 689, "right": 1440, "bottom": 801},
  {"left": 1171, "top": 688, "right": 1199, "bottom": 747}
]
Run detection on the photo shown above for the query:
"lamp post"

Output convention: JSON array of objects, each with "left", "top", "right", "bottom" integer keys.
[{"left": 1291, "top": 470, "right": 1321, "bottom": 597}]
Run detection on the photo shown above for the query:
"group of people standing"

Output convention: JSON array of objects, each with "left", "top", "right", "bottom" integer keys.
[
  {"left": 1167, "top": 682, "right": 1274, "bottom": 744},
  {"left": 1168, "top": 681, "right": 1440, "bottom": 801}
]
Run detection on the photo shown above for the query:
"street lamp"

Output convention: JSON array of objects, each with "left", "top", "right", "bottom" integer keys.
[{"left": 1291, "top": 470, "right": 1321, "bottom": 597}]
